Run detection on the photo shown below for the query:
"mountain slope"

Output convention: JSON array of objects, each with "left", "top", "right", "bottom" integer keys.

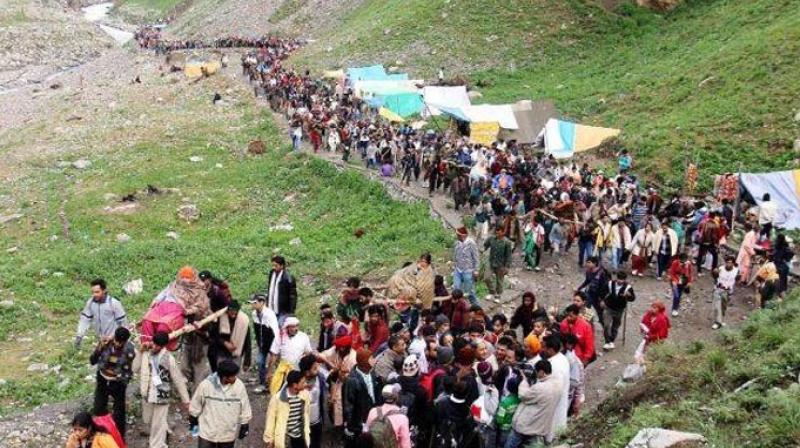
[
  {"left": 290, "top": 0, "right": 800, "bottom": 189},
  {"left": 567, "top": 292, "right": 800, "bottom": 447}
]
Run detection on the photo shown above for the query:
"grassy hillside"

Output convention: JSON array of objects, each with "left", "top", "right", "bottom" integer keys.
[
  {"left": 567, "top": 293, "right": 800, "bottom": 447},
  {"left": 0, "top": 64, "right": 449, "bottom": 414},
  {"left": 291, "top": 0, "right": 800, "bottom": 190}
]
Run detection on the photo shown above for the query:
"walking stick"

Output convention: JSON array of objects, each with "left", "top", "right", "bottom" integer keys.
[{"left": 622, "top": 305, "right": 628, "bottom": 347}]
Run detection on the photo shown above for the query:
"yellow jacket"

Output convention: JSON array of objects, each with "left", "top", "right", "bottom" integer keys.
[{"left": 263, "top": 386, "right": 311, "bottom": 448}]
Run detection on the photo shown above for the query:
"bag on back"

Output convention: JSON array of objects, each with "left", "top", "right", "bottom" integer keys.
[
  {"left": 419, "top": 368, "right": 445, "bottom": 402},
  {"left": 369, "top": 408, "right": 399, "bottom": 448}
]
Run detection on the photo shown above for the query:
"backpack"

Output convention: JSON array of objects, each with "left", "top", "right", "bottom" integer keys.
[
  {"left": 369, "top": 408, "right": 401, "bottom": 448},
  {"left": 419, "top": 368, "right": 445, "bottom": 402}
]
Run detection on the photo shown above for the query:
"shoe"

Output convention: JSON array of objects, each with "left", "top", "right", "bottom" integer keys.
[
  {"left": 638, "top": 273, "right": 644, "bottom": 277},
  {"left": 671, "top": 310, "right": 679, "bottom": 317},
  {"left": 656, "top": 276, "right": 662, "bottom": 281},
  {"left": 603, "top": 342, "right": 615, "bottom": 350},
  {"left": 711, "top": 323, "right": 720, "bottom": 330},
  {"left": 534, "top": 267, "right": 541, "bottom": 272},
  {"left": 631, "top": 270, "right": 638, "bottom": 276},
  {"left": 253, "top": 386, "right": 267, "bottom": 395}
]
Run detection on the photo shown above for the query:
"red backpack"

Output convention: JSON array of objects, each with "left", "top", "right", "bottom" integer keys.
[{"left": 419, "top": 368, "right": 446, "bottom": 402}]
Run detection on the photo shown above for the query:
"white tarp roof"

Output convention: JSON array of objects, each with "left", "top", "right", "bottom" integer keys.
[{"left": 422, "top": 86, "right": 471, "bottom": 116}]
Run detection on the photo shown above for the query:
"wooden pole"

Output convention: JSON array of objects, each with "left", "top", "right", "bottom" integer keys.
[{"left": 168, "top": 307, "right": 228, "bottom": 340}]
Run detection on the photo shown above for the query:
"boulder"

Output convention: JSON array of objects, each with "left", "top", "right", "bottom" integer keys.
[
  {"left": 177, "top": 204, "right": 200, "bottom": 222},
  {"left": 248, "top": 140, "right": 266, "bottom": 155},
  {"left": 623, "top": 363, "right": 645, "bottom": 383},
  {"left": 116, "top": 233, "right": 131, "bottom": 243},
  {"left": 123, "top": 279, "right": 143, "bottom": 296},
  {"left": 626, "top": 428, "right": 707, "bottom": 448},
  {"left": 72, "top": 159, "right": 92, "bottom": 169}
]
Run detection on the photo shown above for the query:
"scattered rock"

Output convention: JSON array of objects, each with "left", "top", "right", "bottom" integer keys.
[
  {"left": 165, "top": 231, "right": 179, "bottom": 240},
  {"left": 383, "top": 28, "right": 392, "bottom": 35},
  {"left": 72, "top": 159, "right": 92, "bottom": 169},
  {"left": 0, "top": 213, "right": 24, "bottom": 224},
  {"left": 795, "top": 110, "right": 800, "bottom": 122},
  {"left": 49, "top": 82, "right": 62, "bottom": 90},
  {"left": 269, "top": 223, "right": 294, "bottom": 232},
  {"left": 177, "top": 204, "right": 200, "bottom": 222},
  {"left": 123, "top": 279, "right": 143, "bottom": 296},
  {"left": 248, "top": 139, "right": 266, "bottom": 155},
  {"left": 6, "top": 246, "right": 18, "bottom": 254},
  {"left": 622, "top": 363, "right": 645, "bottom": 383},
  {"left": 52, "top": 271, "right": 65, "bottom": 277},
  {"left": 189, "top": 156, "right": 203, "bottom": 162},
  {"left": 289, "top": 237, "right": 302, "bottom": 246},
  {"left": 27, "top": 363, "right": 49, "bottom": 372},
  {"left": 0, "top": 300, "right": 14, "bottom": 308},
  {"left": 116, "top": 233, "right": 131, "bottom": 243},
  {"left": 66, "top": 115, "right": 83, "bottom": 122},
  {"left": 0, "top": 379, "right": 6, "bottom": 386},
  {"left": 104, "top": 202, "right": 139, "bottom": 214},
  {"left": 698, "top": 76, "right": 715, "bottom": 88},
  {"left": 626, "top": 428, "right": 707, "bottom": 448},
  {"left": 215, "top": 163, "right": 223, "bottom": 168},
  {"left": 468, "top": 90, "right": 483, "bottom": 99},
  {"left": 103, "top": 193, "right": 119, "bottom": 201}
]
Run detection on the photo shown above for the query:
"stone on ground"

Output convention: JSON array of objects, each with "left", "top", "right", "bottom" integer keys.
[{"left": 627, "top": 428, "right": 707, "bottom": 448}]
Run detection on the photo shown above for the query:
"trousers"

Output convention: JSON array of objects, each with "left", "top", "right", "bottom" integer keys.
[
  {"left": 142, "top": 402, "right": 170, "bottom": 448},
  {"left": 93, "top": 374, "right": 128, "bottom": 439},
  {"left": 603, "top": 307, "right": 624, "bottom": 343}
]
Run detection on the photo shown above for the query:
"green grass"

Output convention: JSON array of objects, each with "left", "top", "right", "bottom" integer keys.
[
  {"left": 566, "top": 293, "right": 800, "bottom": 447},
  {"left": 268, "top": 0, "right": 309, "bottom": 24},
  {"left": 114, "top": 0, "right": 184, "bottom": 21},
  {"left": 0, "top": 76, "right": 450, "bottom": 415},
  {"left": 292, "top": 0, "right": 800, "bottom": 190}
]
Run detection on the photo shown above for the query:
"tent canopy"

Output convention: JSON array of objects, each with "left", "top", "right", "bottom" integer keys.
[
  {"left": 422, "top": 86, "right": 471, "bottom": 116},
  {"left": 740, "top": 170, "right": 800, "bottom": 230},
  {"left": 346, "top": 65, "right": 387, "bottom": 82},
  {"left": 542, "top": 118, "right": 620, "bottom": 159},
  {"left": 498, "top": 100, "right": 558, "bottom": 144},
  {"left": 439, "top": 104, "right": 518, "bottom": 130},
  {"left": 353, "top": 79, "right": 422, "bottom": 98}
]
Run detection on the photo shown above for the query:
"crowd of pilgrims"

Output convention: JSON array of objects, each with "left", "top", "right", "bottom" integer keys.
[{"left": 64, "top": 36, "right": 794, "bottom": 448}]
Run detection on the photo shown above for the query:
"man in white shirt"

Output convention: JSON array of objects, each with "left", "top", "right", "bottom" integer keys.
[
  {"left": 541, "top": 334, "right": 570, "bottom": 443},
  {"left": 268, "top": 316, "right": 312, "bottom": 394},
  {"left": 712, "top": 256, "right": 739, "bottom": 330},
  {"left": 758, "top": 193, "right": 777, "bottom": 239}
]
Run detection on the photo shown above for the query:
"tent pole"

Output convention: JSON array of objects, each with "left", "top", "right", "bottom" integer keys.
[{"left": 424, "top": 101, "right": 443, "bottom": 133}]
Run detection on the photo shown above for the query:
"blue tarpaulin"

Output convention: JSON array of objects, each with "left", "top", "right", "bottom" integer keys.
[{"left": 347, "top": 65, "right": 386, "bottom": 82}]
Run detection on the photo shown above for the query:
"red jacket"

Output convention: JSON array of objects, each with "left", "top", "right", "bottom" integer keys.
[
  {"left": 641, "top": 311, "right": 670, "bottom": 342},
  {"left": 560, "top": 316, "right": 595, "bottom": 364},
  {"left": 450, "top": 299, "right": 470, "bottom": 332},
  {"left": 668, "top": 259, "right": 693, "bottom": 285},
  {"left": 368, "top": 321, "right": 389, "bottom": 353}
]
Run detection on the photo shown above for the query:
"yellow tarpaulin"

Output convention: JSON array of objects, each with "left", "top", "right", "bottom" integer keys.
[
  {"left": 573, "top": 124, "right": 621, "bottom": 152},
  {"left": 379, "top": 107, "right": 405, "bottom": 122},
  {"left": 470, "top": 122, "right": 500, "bottom": 146},
  {"left": 323, "top": 69, "right": 345, "bottom": 79},
  {"left": 184, "top": 63, "right": 203, "bottom": 78},
  {"left": 184, "top": 60, "right": 222, "bottom": 79}
]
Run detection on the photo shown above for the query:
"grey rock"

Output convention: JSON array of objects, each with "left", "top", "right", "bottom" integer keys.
[
  {"left": 72, "top": 159, "right": 92, "bottom": 169},
  {"left": 27, "top": 363, "right": 49, "bottom": 372},
  {"left": 626, "top": 428, "right": 707, "bottom": 448},
  {"left": 0, "top": 300, "right": 14, "bottom": 308},
  {"left": 116, "top": 233, "right": 131, "bottom": 243},
  {"left": 177, "top": 204, "right": 200, "bottom": 222},
  {"left": 0, "top": 213, "right": 24, "bottom": 224}
]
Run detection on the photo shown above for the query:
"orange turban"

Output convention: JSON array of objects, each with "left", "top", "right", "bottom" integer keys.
[
  {"left": 525, "top": 333, "right": 541, "bottom": 354},
  {"left": 178, "top": 265, "right": 196, "bottom": 280}
]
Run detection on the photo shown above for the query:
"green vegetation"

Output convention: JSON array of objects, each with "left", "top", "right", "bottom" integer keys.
[
  {"left": 567, "top": 294, "right": 800, "bottom": 447},
  {"left": 269, "top": 0, "right": 309, "bottom": 24},
  {"left": 293, "top": 0, "right": 800, "bottom": 189},
  {"left": 0, "top": 73, "right": 449, "bottom": 415},
  {"left": 114, "top": 0, "right": 184, "bottom": 21}
]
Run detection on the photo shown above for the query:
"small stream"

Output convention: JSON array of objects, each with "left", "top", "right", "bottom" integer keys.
[{"left": 82, "top": 2, "right": 134, "bottom": 45}]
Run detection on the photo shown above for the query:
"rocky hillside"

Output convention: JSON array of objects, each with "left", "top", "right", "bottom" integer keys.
[{"left": 0, "top": 0, "right": 113, "bottom": 90}]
